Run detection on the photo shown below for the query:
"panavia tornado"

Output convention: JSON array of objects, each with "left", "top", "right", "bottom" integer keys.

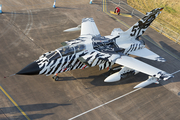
[{"left": 16, "top": 7, "right": 173, "bottom": 88}]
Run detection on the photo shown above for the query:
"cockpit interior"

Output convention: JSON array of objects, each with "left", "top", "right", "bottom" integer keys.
[{"left": 46, "top": 44, "right": 86, "bottom": 60}]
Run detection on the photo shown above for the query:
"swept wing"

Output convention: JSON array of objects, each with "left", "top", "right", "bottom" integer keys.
[{"left": 115, "top": 56, "right": 172, "bottom": 80}]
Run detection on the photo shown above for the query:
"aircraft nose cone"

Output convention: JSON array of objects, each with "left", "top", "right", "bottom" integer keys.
[{"left": 17, "top": 61, "right": 41, "bottom": 75}]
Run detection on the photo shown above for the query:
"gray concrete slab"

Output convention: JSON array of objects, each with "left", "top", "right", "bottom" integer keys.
[{"left": 0, "top": 0, "right": 180, "bottom": 120}]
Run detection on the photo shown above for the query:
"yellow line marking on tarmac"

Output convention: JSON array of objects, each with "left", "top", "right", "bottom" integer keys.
[
  {"left": 102, "top": 0, "right": 180, "bottom": 61},
  {"left": 110, "top": 11, "right": 132, "bottom": 18},
  {"left": 0, "top": 86, "right": 31, "bottom": 120},
  {"left": 103, "top": 0, "right": 130, "bottom": 28}
]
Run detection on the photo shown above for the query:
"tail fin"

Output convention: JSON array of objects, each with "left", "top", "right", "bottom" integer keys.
[{"left": 125, "top": 7, "right": 164, "bottom": 39}]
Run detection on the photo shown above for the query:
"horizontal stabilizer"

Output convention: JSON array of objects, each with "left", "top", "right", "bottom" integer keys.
[{"left": 128, "top": 48, "right": 166, "bottom": 62}]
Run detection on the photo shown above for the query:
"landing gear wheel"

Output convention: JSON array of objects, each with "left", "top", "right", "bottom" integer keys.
[
  {"left": 54, "top": 76, "right": 59, "bottom": 81},
  {"left": 52, "top": 75, "right": 59, "bottom": 81}
]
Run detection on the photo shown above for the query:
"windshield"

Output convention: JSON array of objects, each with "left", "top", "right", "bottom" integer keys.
[
  {"left": 58, "top": 46, "right": 75, "bottom": 56},
  {"left": 46, "top": 51, "right": 61, "bottom": 60},
  {"left": 74, "top": 44, "right": 85, "bottom": 53},
  {"left": 46, "top": 44, "right": 86, "bottom": 60},
  {"left": 57, "top": 44, "right": 85, "bottom": 56}
]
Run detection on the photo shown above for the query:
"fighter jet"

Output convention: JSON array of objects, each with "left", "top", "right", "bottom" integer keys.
[{"left": 16, "top": 7, "right": 173, "bottom": 88}]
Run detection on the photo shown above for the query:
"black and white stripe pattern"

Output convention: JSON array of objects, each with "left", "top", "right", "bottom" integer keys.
[
  {"left": 130, "top": 8, "right": 163, "bottom": 39},
  {"left": 36, "top": 53, "right": 88, "bottom": 75},
  {"left": 99, "top": 61, "right": 114, "bottom": 70},
  {"left": 125, "top": 43, "right": 145, "bottom": 54},
  {"left": 81, "top": 51, "right": 115, "bottom": 70},
  {"left": 36, "top": 42, "right": 145, "bottom": 76}
]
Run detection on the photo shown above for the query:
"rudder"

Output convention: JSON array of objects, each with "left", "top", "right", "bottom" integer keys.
[{"left": 125, "top": 7, "right": 164, "bottom": 39}]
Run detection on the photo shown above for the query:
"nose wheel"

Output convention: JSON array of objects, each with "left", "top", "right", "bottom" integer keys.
[{"left": 52, "top": 73, "right": 59, "bottom": 81}]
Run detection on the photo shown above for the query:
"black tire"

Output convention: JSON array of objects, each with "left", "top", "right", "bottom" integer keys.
[{"left": 55, "top": 76, "right": 59, "bottom": 81}]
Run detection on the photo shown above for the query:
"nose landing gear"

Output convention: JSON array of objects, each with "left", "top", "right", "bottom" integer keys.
[{"left": 52, "top": 73, "right": 59, "bottom": 81}]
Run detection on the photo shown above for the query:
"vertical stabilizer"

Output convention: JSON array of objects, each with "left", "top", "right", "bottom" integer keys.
[{"left": 125, "top": 7, "right": 163, "bottom": 39}]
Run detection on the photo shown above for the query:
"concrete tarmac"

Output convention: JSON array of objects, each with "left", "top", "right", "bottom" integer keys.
[{"left": 0, "top": 0, "right": 180, "bottom": 120}]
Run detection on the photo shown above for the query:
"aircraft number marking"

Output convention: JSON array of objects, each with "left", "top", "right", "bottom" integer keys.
[{"left": 130, "top": 25, "right": 138, "bottom": 37}]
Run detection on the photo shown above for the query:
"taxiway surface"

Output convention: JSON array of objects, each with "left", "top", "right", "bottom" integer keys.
[{"left": 0, "top": 0, "right": 180, "bottom": 120}]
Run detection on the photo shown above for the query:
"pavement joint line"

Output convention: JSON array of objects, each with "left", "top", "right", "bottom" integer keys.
[
  {"left": 171, "top": 69, "right": 180, "bottom": 75},
  {"left": 0, "top": 85, "right": 31, "bottom": 120},
  {"left": 68, "top": 87, "right": 142, "bottom": 120},
  {"left": 3, "top": 9, "right": 44, "bottom": 51},
  {"left": 102, "top": 0, "right": 180, "bottom": 62}
]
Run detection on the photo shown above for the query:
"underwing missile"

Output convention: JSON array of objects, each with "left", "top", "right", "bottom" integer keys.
[
  {"left": 104, "top": 67, "right": 137, "bottom": 82},
  {"left": 104, "top": 72, "right": 121, "bottom": 82},
  {"left": 134, "top": 76, "right": 159, "bottom": 89}
]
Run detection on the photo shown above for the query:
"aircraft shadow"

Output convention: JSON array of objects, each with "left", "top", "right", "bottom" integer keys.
[
  {"left": 76, "top": 65, "right": 148, "bottom": 86},
  {"left": 141, "top": 35, "right": 158, "bottom": 47},
  {"left": 141, "top": 34, "right": 180, "bottom": 60},
  {"left": 139, "top": 35, "right": 180, "bottom": 79},
  {"left": 90, "top": 66, "right": 167, "bottom": 89},
  {"left": 14, "top": 113, "right": 54, "bottom": 120},
  {"left": 158, "top": 41, "right": 180, "bottom": 86},
  {"left": 159, "top": 41, "right": 180, "bottom": 58},
  {"left": 51, "top": 64, "right": 164, "bottom": 88},
  {"left": 0, "top": 103, "right": 71, "bottom": 114},
  {"left": 0, "top": 103, "right": 71, "bottom": 119},
  {"left": 91, "top": 72, "right": 148, "bottom": 86},
  {"left": 140, "top": 35, "right": 180, "bottom": 87},
  {"left": 76, "top": 62, "right": 178, "bottom": 89}
]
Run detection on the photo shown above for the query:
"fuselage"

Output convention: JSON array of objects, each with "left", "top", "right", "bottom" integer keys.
[
  {"left": 16, "top": 8, "right": 173, "bottom": 87},
  {"left": 17, "top": 33, "right": 145, "bottom": 76}
]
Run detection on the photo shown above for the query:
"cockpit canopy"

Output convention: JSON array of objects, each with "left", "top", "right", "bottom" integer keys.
[
  {"left": 45, "top": 44, "right": 85, "bottom": 60},
  {"left": 92, "top": 35, "right": 124, "bottom": 53}
]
